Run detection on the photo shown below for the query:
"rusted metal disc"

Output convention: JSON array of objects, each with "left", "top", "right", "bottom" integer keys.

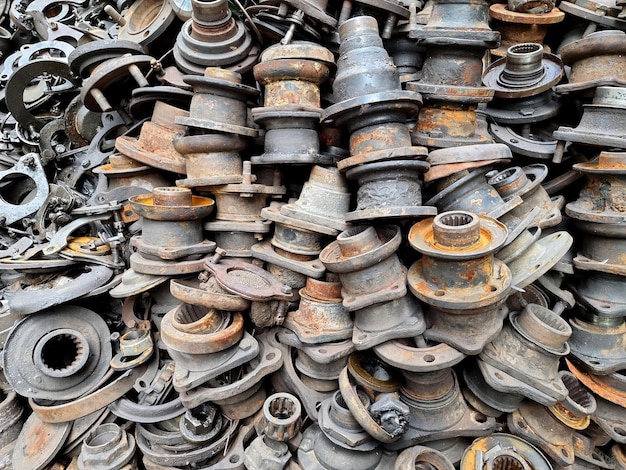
[{"left": 12, "top": 413, "right": 71, "bottom": 470}]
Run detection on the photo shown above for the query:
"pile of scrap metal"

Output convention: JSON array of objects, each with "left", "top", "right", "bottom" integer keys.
[{"left": 0, "top": 0, "right": 626, "bottom": 466}]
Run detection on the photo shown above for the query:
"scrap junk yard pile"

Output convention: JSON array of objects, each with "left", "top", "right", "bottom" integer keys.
[{"left": 0, "top": 0, "right": 626, "bottom": 466}]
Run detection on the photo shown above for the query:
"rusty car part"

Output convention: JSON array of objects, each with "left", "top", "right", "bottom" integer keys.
[
  {"left": 80, "top": 54, "right": 154, "bottom": 112},
  {"left": 2, "top": 305, "right": 112, "bottom": 400},
  {"left": 482, "top": 43, "right": 563, "bottom": 125},
  {"left": 338, "top": 367, "right": 409, "bottom": 443},
  {"left": 174, "top": 133, "right": 248, "bottom": 189},
  {"left": 572, "top": 433, "right": 615, "bottom": 470},
  {"left": 116, "top": 0, "right": 179, "bottom": 46},
  {"left": 92, "top": 154, "right": 169, "bottom": 204},
  {"left": 110, "top": 321, "right": 154, "bottom": 370},
  {"left": 244, "top": 432, "right": 291, "bottom": 469},
  {"left": 27, "top": 347, "right": 158, "bottom": 423},
  {"left": 76, "top": 423, "right": 137, "bottom": 470},
  {"left": 395, "top": 445, "right": 455, "bottom": 470},
  {"left": 173, "top": 0, "right": 259, "bottom": 74},
  {"left": 352, "top": 292, "right": 427, "bottom": 351},
  {"left": 298, "top": 423, "right": 397, "bottom": 470},
  {"left": 204, "top": 249, "right": 293, "bottom": 325},
  {"left": 253, "top": 41, "right": 334, "bottom": 110},
  {"left": 270, "top": 336, "right": 334, "bottom": 421},
  {"left": 204, "top": 219, "right": 272, "bottom": 260},
  {"left": 463, "top": 359, "right": 524, "bottom": 416},
  {"left": 347, "top": 351, "right": 403, "bottom": 394},
  {"left": 573, "top": 272, "right": 626, "bottom": 317},
  {"left": 67, "top": 39, "right": 146, "bottom": 79},
  {"left": 0, "top": 152, "right": 49, "bottom": 226},
  {"left": 251, "top": 232, "right": 326, "bottom": 281},
  {"left": 496, "top": 228, "right": 572, "bottom": 289},
  {"left": 252, "top": 107, "right": 324, "bottom": 166},
  {"left": 384, "top": 35, "right": 426, "bottom": 85},
  {"left": 592, "top": 396, "right": 626, "bottom": 443},
  {"left": 479, "top": 303, "right": 572, "bottom": 406},
  {"left": 130, "top": 186, "right": 215, "bottom": 259},
  {"left": 0, "top": 390, "right": 24, "bottom": 451},
  {"left": 12, "top": 412, "right": 72, "bottom": 470},
  {"left": 280, "top": 165, "right": 350, "bottom": 232},
  {"left": 407, "top": 0, "right": 498, "bottom": 148},
  {"left": 0, "top": 389, "right": 23, "bottom": 465},
  {"left": 168, "top": 329, "right": 259, "bottom": 393},
  {"left": 558, "top": 0, "right": 626, "bottom": 33},
  {"left": 284, "top": 276, "right": 353, "bottom": 344},
  {"left": 5, "top": 58, "right": 79, "bottom": 134},
  {"left": 109, "top": 268, "right": 168, "bottom": 298},
  {"left": 548, "top": 370, "right": 596, "bottom": 431},
  {"left": 556, "top": 30, "right": 626, "bottom": 95},
  {"left": 483, "top": 43, "right": 563, "bottom": 99},
  {"left": 489, "top": 164, "right": 563, "bottom": 228},
  {"left": 251, "top": 43, "right": 333, "bottom": 166},
  {"left": 281, "top": 326, "right": 351, "bottom": 364},
  {"left": 489, "top": 4, "right": 564, "bottom": 57},
  {"left": 207, "top": 163, "right": 286, "bottom": 227},
  {"left": 424, "top": 143, "right": 511, "bottom": 183},
  {"left": 322, "top": 16, "right": 420, "bottom": 151},
  {"left": 344, "top": 159, "right": 436, "bottom": 222},
  {"left": 170, "top": 276, "right": 251, "bottom": 311},
  {"left": 553, "top": 86, "right": 626, "bottom": 148},
  {"left": 8, "top": 264, "right": 114, "bottom": 315},
  {"left": 407, "top": 211, "right": 511, "bottom": 354},
  {"left": 460, "top": 433, "right": 553, "bottom": 470},
  {"left": 320, "top": 224, "right": 406, "bottom": 311},
  {"left": 374, "top": 334, "right": 466, "bottom": 372},
  {"left": 337, "top": 0, "right": 408, "bottom": 39},
  {"left": 177, "top": 67, "right": 258, "bottom": 138},
  {"left": 388, "top": 368, "right": 496, "bottom": 450},
  {"left": 566, "top": 358, "right": 626, "bottom": 409},
  {"left": 178, "top": 333, "right": 283, "bottom": 412},
  {"left": 277, "top": 327, "right": 354, "bottom": 389},
  {"left": 161, "top": 304, "right": 244, "bottom": 355},
  {"left": 566, "top": 151, "right": 626, "bottom": 276},
  {"left": 507, "top": 400, "right": 577, "bottom": 467},
  {"left": 568, "top": 312, "right": 626, "bottom": 375},
  {"left": 109, "top": 360, "right": 185, "bottom": 424},
  {"left": 179, "top": 403, "right": 224, "bottom": 444},
  {"left": 489, "top": 122, "right": 558, "bottom": 160},
  {"left": 115, "top": 101, "right": 188, "bottom": 174},
  {"left": 136, "top": 413, "right": 239, "bottom": 467},
  {"left": 245, "top": 392, "right": 302, "bottom": 469},
  {"left": 252, "top": 203, "right": 328, "bottom": 282},
  {"left": 259, "top": 392, "right": 302, "bottom": 442},
  {"left": 317, "top": 389, "right": 377, "bottom": 451},
  {"left": 485, "top": 90, "right": 561, "bottom": 129},
  {"left": 426, "top": 166, "right": 522, "bottom": 219}
]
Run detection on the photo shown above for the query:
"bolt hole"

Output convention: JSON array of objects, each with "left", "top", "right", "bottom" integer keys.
[
  {"left": 423, "top": 354, "right": 435, "bottom": 363},
  {"left": 435, "top": 290, "right": 445, "bottom": 297},
  {"left": 474, "top": 412, "right": 487, "bottom": 423},
  {"left": 266, "top": 353, "right": 275, "bottom": 360}
]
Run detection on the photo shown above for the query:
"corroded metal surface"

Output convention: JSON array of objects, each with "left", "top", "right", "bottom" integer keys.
[{"left": 0, "top": 0, "right": 623, "bottom": 465}]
